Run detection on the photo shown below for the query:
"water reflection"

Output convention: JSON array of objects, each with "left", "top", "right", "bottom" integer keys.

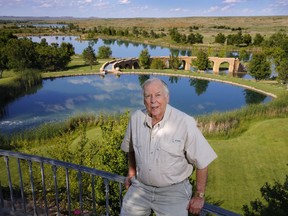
[
  {"left": 189, "top": 79, "right": 210, "bottom": 96},
  {"left": 244, "top": 89, "right": 267, "bottom": 104}
]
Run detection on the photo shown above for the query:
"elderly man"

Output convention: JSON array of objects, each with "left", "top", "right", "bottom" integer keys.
[{"left": 121, "top": 77, "right": 217, "bottom": 216}]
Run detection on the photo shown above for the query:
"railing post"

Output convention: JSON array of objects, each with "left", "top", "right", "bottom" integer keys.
[
  {"left": 65, "top": 168, "right": 71, "bottom": 216},
  {"left": 28, "top": 160, "right": 38, "bottom": 216},
  {"left": 78, "top": 171, "right": 83, "bottom": 214},
  {"left": 40, "top": 162, "right": 48, "bottom": 216},
  {"left": 52, "top": 165, "right": 60, "bottom": 216},
  {"left": 17, "top": 158, "right": 26, "bottom": 214},
  {"left": 119, "top": 182, "right": 123, "bottom": 210},
  {"left": 0, "top": 181, "right": 4, "bottom": 208},
  {"left": 4, "top": 156, "right": 15, "bottom": 211},
  {"left": 104, "top": 178, "right": 110, "bottom": 216},
  {"left": 91, "top": 175, "right": 97, "bottom": 216}
]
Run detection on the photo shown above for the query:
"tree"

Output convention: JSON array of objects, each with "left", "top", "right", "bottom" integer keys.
[
  {"left": 138, "top": 48, "right": 151, "bottom": 69},
  {"left": 248, "top": 53, "right": 271, "bottom": 81},
  {"left": 243, "top": 33, "right": 252, "bottom": 46},
  {"left": 253, "top": 33, "right": 264, "bottom": 46},
  {"left": 0, "top": 47, "right": 8, "bottom": 78},
  {"left": 150, "top": 58, "right": 165, "bottom": 69},
  {"left": 168, "top": 53, "right": 181, "bottom": 70},
  {"left": 97, "top": 45, "right": 112, "bottom": 59},
  {"left": 243, "top": 175, "right": 288, "bottom": 216},
  {"left": 0, "top": 31, "right": 17, "bottom": 76},
  {"left": 82, "top": 45, "right": 97, "bottom": 70},
  {"left": 194, "top": 33, "right": 204, "bottom": 44},
  {"left": 169, "top": 28, "right": 182, "bottom": 43},
  {"left": 215, "top": 33, "right": 226, "bottom": 44},
  {"left": 58, "top": 42, "right": 75, "bottom": 70},
  {"left": 263, "top": 30, "right": 288, "bottom": 53},
  {"left": 277, "top": 58, "right": 288, "bottom": 86},
  {"left": 239, "top": 49, "right": 250, "bottom": 62},
  {"left": 35, "top": 40, "right": 75, "bottom": 71},
  {"left": 6, "top": 38, "right": 38, "bottom": 71},
  {"left": 226, "top": 31, "right": 243, "bottom": 46},
  {"left": 194, "top": 50, "right": 210, "bottom": 71}
]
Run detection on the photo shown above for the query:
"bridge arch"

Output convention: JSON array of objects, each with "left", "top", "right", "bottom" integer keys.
[{"left": 101, "top": 56, "right": 245, "bottom": 74}]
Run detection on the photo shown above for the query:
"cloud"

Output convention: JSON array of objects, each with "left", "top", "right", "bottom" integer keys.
[
  {"left": 206, "top": 6, "right": 220, "bottom": 13},
  {"left": 92, "top": 94, "right": 112, "bottom": 101},
  {"left": 118, "top": 0, "right": 131, "bottom": 4},
  {"left": 94, "top": 0, "right": 110, "bottom": 8},
  {"left": 221, "top": 4, "right": 233, "bottom": 11},
  {"left": 241, "top": 8, "right": 254, "bottom": 14},
  {"left": 0, "top": 0, "right": 23, "bottom": 7},
  {"left": 169, "top": 8, "right": 188, "bottom": 13},
  {"left": 222, "top": 0, "right": 243, "bottom": 3},
  {"left": 272, "top": 0, "right": 288, "bottom": 6}
]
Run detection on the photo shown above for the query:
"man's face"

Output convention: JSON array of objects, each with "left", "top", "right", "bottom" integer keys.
[{"left": 143, "top": 80, "right": 169, "bottom": 122}]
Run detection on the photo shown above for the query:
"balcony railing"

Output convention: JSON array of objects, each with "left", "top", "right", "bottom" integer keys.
[{"left": 0, "top": 150, "right": 240, "bottom": 216}]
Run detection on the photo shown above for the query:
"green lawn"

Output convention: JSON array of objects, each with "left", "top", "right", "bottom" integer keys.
[{"left": 206, "top": 117, "right": 288, "bottom": 213}]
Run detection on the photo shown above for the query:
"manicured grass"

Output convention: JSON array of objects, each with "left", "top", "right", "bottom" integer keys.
[{"left": 206, "top": 118, "right": 288, "bottom": 213}]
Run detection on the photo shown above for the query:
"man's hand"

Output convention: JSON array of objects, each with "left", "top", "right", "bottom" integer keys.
[
  {"left": 124, "top": 176, "right": 132, "bottom": 190},
  {"left": 187, "top": 197, "right": 204, "bottom": 215}
]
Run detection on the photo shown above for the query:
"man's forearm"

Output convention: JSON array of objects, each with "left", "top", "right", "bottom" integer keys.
[
  {"left": 128, "top": 151, "right": 136, "bottom": 177},
  {"left": 195, "top": 167, "right": 208, "bottom": 193}
]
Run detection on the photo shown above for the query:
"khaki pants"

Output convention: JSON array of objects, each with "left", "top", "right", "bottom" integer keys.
[{"left": 121, "top": 177, "right": 192, "bottom": 216}]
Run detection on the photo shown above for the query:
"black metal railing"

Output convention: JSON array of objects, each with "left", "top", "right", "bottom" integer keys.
[{"left": 0, "top": 150, "right": 240, "bottom": 216}]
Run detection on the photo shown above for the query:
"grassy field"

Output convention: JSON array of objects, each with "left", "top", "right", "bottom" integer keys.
[
  {"left": 71, "top": 16, "right": 288, "bottom": 47},
  {"left": 206, "top": 117, "right": 288, "bottom": 213}
]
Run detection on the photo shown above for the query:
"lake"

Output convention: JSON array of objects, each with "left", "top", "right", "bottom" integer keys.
[{"left": 0, "top": 74, "right": 271, "bottom": 133}]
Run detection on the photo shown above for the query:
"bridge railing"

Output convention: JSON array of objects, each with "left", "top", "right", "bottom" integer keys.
[{"left": 0, "top": 150, "right": 240, "bottom": 216}]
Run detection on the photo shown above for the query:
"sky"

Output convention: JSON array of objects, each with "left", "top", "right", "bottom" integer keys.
[{"left": 0, "top": 0, "right": 287, "bottom": 18}]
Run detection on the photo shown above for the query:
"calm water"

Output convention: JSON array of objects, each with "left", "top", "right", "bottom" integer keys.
[
  {"left": 0, "top": 74, "right": 271, "bottom": 133},
  {"left": 29, "top": 36, "right": 177, "bottom": 58}
]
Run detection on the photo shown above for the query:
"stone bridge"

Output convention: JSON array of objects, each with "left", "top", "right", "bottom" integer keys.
[{"left": 100, "top": 56, "right": 245, "bottom": 74}]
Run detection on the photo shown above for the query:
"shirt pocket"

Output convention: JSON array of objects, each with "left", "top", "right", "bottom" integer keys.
[
  {"left": 160, "top": 138, "right": 184, "bottom": 157},
  {"left": 132, "top": 133, "right": 144, "bottom": 165},
  {"left": 159, "top": 139, "right": 185, "bottom": 173}
]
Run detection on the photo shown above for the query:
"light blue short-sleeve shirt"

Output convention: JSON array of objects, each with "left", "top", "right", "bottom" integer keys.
[{"left": 121, "top": 104, "right": 217, "bottom": 187}]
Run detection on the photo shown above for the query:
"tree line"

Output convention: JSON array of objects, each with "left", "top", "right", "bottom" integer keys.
[{"left": 0, "top": 31, "right": 75, "bottom": 78}]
